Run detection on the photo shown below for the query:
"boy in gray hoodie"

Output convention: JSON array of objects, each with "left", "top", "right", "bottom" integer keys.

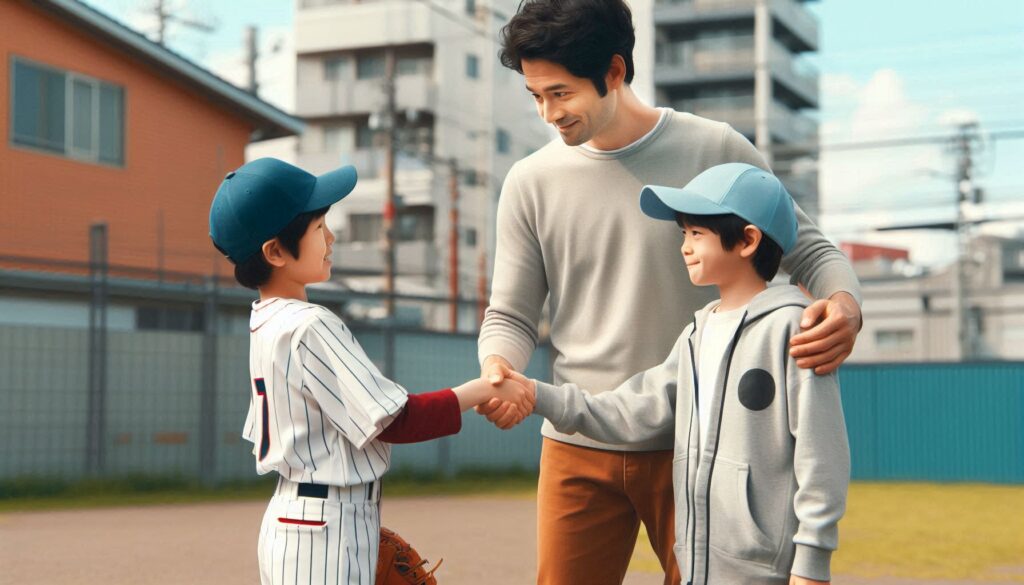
[{"left": 512, "top": 162, "right": 851, "bottom": 585}]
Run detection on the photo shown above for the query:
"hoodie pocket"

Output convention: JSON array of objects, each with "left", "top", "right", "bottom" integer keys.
[{"left": 708, "top": 457, "right": 775, "bottom": 565}]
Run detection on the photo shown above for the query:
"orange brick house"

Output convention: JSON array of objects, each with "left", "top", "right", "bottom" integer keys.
[{"left": 0, "top": 0, "right": 302, "bottom": 280}]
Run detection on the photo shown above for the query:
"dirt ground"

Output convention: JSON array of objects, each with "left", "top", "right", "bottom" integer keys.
[{"left": 0, "top": 495, "right": 1014, "bottom": 585}]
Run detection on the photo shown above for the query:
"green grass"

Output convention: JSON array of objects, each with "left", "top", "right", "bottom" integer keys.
[
  {"left": 627, "top": 482, "right": 1024, "bottom": 582},
  {"left": 0, "top": 468, "right": 539, "bottom": 513}
]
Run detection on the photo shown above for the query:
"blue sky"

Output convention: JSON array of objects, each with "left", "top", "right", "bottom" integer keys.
[{"left": 82, "top": 0, "right": 1024, "bottom": 266}]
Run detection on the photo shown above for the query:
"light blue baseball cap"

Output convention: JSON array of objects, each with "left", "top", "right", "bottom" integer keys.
[{"left": 639, "top": 162, "right": 798, "bottom": 253}]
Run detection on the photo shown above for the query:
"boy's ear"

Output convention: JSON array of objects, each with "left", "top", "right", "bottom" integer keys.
[
  {"left": 262, "top": 238, "right": 288, "bottom": 268},
  {"left": 739, "top": 225, "right": 763, "bottom": 259}
]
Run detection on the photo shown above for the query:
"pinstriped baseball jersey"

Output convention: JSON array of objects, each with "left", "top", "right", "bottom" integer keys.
[{"left": 244, "top": 297, "right": 409, "bottom": 486}]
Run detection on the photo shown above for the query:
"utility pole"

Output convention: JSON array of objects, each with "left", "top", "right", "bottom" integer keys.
[
  {"left": 753, "top": 0, "right": 773, "bottom": 167},
  {"left": 382, "top": 49, "right": 398, "bottom": 319},
  {"left": 949, "top": 121, "right": 983, "bottom": 361},
  {"left": 244, "top": 26, "right": 259, "bottom": 95},
  {"left": 151, "top": 0, "right": 216, "bottom": 46},
  {"left": 448, "top": 158, "right": 460, "bottom": 332}
]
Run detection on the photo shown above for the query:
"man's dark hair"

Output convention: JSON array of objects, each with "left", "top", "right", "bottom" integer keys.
[
  {"left": 676, "top": 212, "right": 784, "bottom": 282},
  {"left": 499, "top": 0, "right": 635, "bottom": 96},
  {"left": 225, "top": 207, "right": 330, "bottom": 290}
]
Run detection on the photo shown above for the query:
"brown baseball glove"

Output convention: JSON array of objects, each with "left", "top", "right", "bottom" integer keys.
[{"left": 375, "top": 526, "right": 442, "bottom": 585}]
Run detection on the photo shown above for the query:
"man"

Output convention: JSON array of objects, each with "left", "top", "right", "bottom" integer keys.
[{"left": 477, "top": 1, "right": 862, "bottom": 584}]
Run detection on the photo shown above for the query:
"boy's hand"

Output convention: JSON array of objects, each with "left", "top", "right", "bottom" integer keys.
[
  {"left": 790, "top": 576, "right": 828, "bottom": 585},
  {"left": 789, "top": 291, "right": 861, "bottom": 375}
]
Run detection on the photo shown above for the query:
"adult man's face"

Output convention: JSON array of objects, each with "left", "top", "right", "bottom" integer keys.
[{"left": 522, "top": 59, "right": 616, "bottom": 147}]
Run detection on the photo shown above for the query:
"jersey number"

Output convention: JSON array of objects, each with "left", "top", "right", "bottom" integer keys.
[{"left": 254, "top": 378, "right": 270, "bottom": 461}]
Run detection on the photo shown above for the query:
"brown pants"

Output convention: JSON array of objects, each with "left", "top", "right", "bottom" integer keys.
[{"left": 537, "top": 438, "right": 682, "bottom": 585}]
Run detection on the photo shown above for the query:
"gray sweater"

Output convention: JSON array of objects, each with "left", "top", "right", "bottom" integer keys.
[
  {"left": 534, "top": 285, "right": 851, "bottom": 583},
  {"left": 479, "top": 110, "right": 862, "bottom": 451}
]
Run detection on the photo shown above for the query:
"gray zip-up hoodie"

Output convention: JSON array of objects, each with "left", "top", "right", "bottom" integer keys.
[{"left": 534, "top": 285, "right": 850, "bottom": 584}]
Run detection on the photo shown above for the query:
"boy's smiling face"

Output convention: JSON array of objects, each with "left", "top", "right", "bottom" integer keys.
[
  {"left": 277, "top": 214, "right": 335, "bottom": 286},
  {"left": 678, "top": 220, "right": 751, "bottom": 288}
]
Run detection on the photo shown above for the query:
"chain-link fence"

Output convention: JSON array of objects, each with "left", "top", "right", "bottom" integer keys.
[{"left": 0, "top": 251, "right": 552, "bottom": 486}]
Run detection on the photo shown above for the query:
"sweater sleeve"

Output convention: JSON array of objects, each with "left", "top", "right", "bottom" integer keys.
[
  {"left": 532, "top": 332, "right": 685, "bottom": 444},
  {"left": 719, "top": 124, "right": 863, "bottom": 305},
  {"left": 378, "top": 389, "right": 462, "bottom": 444},
  {"left": 787, "top": 367, "right": 851, "bottom": 581},
  {"left": 477, "top": 164, "right": 548, "bottom": 372}
]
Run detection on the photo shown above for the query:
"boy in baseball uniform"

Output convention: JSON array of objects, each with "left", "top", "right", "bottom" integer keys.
[
  {"left": 508, "top": 163, "right": 851, "bottom": 584},
  {"left": 208, "top": 158, "right": 532, "bottom": 585}
]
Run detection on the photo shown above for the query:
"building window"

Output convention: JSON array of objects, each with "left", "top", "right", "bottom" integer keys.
[
  {"left": 464, "top": 227, "right": 478, "bottom": 247},
  {"left": 355, "top": 120, "right": 376, "bottom": 149},
  {"left": 466, "top": 0, "right": 476, "bottom": 15},
  {"left": 324, "top": 57, "right": 350, "bottom": 82},
  {"left": 11, "top": 57, "right": 124, "bottom": 165},
  {"left": 396, "top": 205, "right": 435, "bottom": 242},
  {"left": 349, "top": 213, "right": 383, "bottom": 243},
  {"left": 323, "top": 125, "right": 353, "bottom": 153},
  {"left": 466, "top": 54, "right": 479, "bottom": 79},
  {"left": 356, "top": 53, "right": 385, "bottom": 79},
  {"left": 876, "top": 329, "right": 914, "bottom": 351},
  {"left": 495, "top": 128, "right": 510, "bottom": 154},
  {"left": 397, "top": 56, "right": 431, "bottom": 77}
]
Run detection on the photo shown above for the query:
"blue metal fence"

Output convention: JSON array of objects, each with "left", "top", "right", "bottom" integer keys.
[{"left": 839, "top": 363, "right": 1024, "bottom": 483}]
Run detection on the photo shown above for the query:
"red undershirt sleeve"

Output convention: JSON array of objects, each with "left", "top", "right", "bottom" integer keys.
[{"left": 377, "top": 389, "right": 462, "bottom": 444}]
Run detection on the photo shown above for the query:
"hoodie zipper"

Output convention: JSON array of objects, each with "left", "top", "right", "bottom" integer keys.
[
  {"left": 685, "top": 333, "right": 699, "bottom": 585},
  {"left": 700, "top": 310, "right": 748, "bottom": 585}
]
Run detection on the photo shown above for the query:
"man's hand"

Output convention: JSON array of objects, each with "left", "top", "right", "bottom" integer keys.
[
  {"left": 477, "top": 355, "right": 521, "bottom": 429},
  {"left": 790, "top": 576, "right": 828, "bottom": 585},
  {"left": 789, "top": 291, "right": 862, "bottom": 375}
]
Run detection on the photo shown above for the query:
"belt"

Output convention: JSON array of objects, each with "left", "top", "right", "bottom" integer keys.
[{"left": 275, "top": 476, "right": 381, "bottom": 504}]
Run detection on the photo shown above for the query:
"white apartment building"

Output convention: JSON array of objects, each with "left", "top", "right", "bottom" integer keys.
[{"left": 293, "top": 0, "right": 549, "bottom": 327}]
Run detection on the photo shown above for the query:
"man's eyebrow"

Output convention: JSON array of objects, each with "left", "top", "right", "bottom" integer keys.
[{"left": 525, "top": 83, "right": 570, "bottom": 93}]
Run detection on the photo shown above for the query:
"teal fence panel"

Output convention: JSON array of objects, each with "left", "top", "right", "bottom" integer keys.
[{"left": 839, "top": 363, "right": 1024, "bottom": 484}]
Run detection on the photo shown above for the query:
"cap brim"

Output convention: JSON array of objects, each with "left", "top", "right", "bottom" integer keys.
[
  {"left": 307, "top": 165, "right": 358, "bottom": 210},
  {"left": 640, "top": 185, "right": 732, "bottom": 221}
]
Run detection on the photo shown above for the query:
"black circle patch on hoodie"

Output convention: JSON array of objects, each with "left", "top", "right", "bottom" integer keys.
[{"left": 738, "top": 369, "right": 775, "bottom": 411}]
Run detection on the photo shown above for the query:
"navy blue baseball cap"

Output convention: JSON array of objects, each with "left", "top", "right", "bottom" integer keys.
[
  {"left": 209, "top": 158, "right": 357, "bottom": 263},
  {"left": 639, "top": 162, "right": 798, "bottom": 253}
]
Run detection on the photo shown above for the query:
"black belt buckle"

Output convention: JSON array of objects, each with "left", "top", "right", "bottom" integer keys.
[{"left": 297, "top": 482, "right": 329, "bottom": 499}]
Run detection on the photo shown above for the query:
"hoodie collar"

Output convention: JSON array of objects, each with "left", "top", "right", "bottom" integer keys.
[{"left": 690, "top": 284, "right": 810, "bottom": 339}]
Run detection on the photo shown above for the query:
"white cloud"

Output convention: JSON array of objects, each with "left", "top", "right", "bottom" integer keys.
[{"left": 817, "top": 69, "right": 996, "bottom": 268}]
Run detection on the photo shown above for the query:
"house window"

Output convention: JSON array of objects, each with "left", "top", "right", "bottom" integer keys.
[
  {"left": 876, "top": 329, "right": 914, "bottom": 351},
  {"left": 495, "top": 128, "right": 510, "bottom": 154},
  {"left": 466, "top": 54, "right": 479, "bottom": 79},
  {"left": 356, "top": 53, "right": 385, "bottom": 79},
  {"left": 11, "top": 57, "right": 124, "bottom": 165}
]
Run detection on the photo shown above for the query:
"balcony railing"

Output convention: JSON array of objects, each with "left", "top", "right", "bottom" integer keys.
[
  {"left": 653, "top": 0, "right": 818, "bottom": 52},
  {"left": 296, "top": 73, "right": 437, "bottom": 117}
]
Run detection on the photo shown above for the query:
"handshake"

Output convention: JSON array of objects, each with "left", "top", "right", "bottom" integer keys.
[{"left": 475, "top": 357, "right": 537, "bottom": 430}]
